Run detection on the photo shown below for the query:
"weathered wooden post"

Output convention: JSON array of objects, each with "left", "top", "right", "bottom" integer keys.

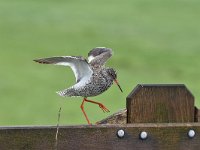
[
  {"left": 127, "top": 84, "right": 194, "bottom": 123},
  {"left": 97, "top": 84, "right": 199, "bottom": 124},
  {"left": 0, "top": 84, "right": 200, "bottom": 150}
]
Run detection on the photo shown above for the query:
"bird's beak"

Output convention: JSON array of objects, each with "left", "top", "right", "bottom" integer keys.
[{"left": 114, "top": 79, "right": 123, "bottom": 93}]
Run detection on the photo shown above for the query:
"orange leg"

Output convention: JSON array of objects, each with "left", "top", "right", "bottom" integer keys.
[
  {"left": 80, "top": 98, "right": 110, "bottom": 124},
  {"left": 80, "top": 98, "right": 91, "bottom": 125},
  {"left": 84, "top": 98, "right": 110, "bottom": 113}
]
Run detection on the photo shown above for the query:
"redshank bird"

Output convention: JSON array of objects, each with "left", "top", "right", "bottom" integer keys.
[{"left": 34, "top": 47, "right": 123, "bottom": 124}]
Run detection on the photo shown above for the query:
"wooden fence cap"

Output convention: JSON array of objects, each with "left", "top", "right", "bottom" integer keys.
[
  {"left": 126, "top": 84, "right": 195, "bottom": 123},
  {"left": 127, "top": 84, "right": 194, "bottom": 99}
]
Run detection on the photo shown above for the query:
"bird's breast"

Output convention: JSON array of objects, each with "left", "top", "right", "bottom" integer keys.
[{"left": 79, "top": 72, "right": 113, "bottom": 97}]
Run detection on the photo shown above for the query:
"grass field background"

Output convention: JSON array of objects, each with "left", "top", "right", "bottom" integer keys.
[{"left": 0, "top": 0, "right": 200, "bottom": 125}]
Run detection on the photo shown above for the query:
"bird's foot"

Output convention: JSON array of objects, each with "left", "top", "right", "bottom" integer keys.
[
  {"left": 83, "top": 98, "right": 110, "bottom": 113},
  {"left": 98, "top": 103, "right": 110, "bottom": 113}
]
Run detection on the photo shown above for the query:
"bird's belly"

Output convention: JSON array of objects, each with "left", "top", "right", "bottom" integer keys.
[{"left": 77, "top": 80, "right": 113, "bottom": 97}]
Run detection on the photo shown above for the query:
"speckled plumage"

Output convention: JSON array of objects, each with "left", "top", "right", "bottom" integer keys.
[
  {"left": 34, "top": 47, "right": 122, "bottom": 124},
  {"left": 59, "top": 67, "right": 116, "bottom": 97}
]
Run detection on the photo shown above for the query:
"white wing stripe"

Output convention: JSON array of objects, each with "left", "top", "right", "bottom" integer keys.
[
  {"left": 88, "top": 56, "right": 95, "bottom": 63},
  {"left": 55, "top": 62, "right": 80, "bottom": 81}
]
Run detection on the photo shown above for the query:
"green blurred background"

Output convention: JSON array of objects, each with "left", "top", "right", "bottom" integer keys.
[{"left": 0, "top": 0, "right": 200, "bottom": 125}]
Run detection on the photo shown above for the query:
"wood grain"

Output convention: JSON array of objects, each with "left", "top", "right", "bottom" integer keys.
[
  {"left": 96, "top": 109, "right": 127, "bottom": 124},
  {"left": 195, "top": 107, "right": 200, "bottom": 122},
  {"left": 0, "top": 123, "right": 200, "bottom": 150},
  {"left": 127, "top": 84, "right": 194, "bottom": 123}
]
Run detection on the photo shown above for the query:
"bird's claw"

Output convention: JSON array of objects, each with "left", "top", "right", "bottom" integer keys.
[{"left": 98, "top": 104, "right": 110, "bottom": 113}]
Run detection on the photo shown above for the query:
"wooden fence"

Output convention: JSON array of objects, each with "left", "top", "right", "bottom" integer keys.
[{"left": 0, "top": 84, "right": 200, "bottom": 150}]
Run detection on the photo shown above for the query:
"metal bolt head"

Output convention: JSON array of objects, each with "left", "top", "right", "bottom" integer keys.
[
  {"left": 188, "top": 129, "right": 195, "bottom": 138},
  {"left": 117, "top": 129, "right": 125, "bottom": 138},
  {"left": 140, "top": 131, "right": 148, "bottom": 140}
]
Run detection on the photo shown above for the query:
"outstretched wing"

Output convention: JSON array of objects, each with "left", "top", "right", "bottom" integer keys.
[
  {"left": 88, "top": 47, "right": 113, "bottom": 67},
  {"left": 34, "top": 56, "right": 93, "bottom": 83}
]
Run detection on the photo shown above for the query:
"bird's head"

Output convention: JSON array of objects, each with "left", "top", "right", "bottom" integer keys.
[{"left": 107, "top": 68, "right": 123, "bottom": 93}]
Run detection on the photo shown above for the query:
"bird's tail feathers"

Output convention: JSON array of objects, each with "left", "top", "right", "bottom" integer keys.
[{"left": 56, "top": 90, "right": 67, "bottom": 97}]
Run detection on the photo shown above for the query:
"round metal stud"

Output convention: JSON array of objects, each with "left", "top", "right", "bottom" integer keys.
[
  {"left": 117, "top": 129, "right": 125, "bottom": 138},
  {"left": 140, "top": 131, "right": 148, "bottom": 140},
  {"left": 188, "top": 129, "right": 195, "bottom": 138}
]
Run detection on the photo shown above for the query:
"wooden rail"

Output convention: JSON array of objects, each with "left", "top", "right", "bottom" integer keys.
[
  {"left": 0, "top": 84, "right": 200, "bottom": 150},
  {"left": 0, "top": 123, "right": 200, "bottom": 150}
]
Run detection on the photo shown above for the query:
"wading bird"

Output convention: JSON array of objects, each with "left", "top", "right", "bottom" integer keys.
[{"left": 34, "top": 47, "right": 123, "bottom": 124}]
